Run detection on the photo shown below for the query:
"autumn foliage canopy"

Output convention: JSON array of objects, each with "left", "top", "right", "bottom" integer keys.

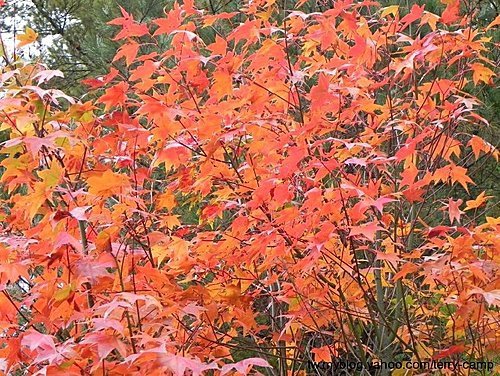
[{"left": 0, "top": 0, "right": 499, "bottom": 374}]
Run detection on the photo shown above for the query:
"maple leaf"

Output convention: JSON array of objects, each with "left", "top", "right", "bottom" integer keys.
[
  {"left": 212, "top": 71, "right": 233, "bottom": 98},
  {"left": 38, "top": 162, "right": 63, "bottom": 188},
  {"left": 366, "top": 196, "right": 396, "bottom": 214},
  {"left": 23, "top": 136, "right": 54, "bottom": 156},
  {"left": 393, "top": 262, "right": 419, "bottom": 281},
  {"left": 420, "top": 11, "right": 440, "bottom": 31},
  {"left": 446, "top": 198, "right": 463, "bottom": 224},
  {"left": 344, "top": 157, "right": 367, "bottom": 167},
  {"left": 433, "top": 345, "right": 467, "bottom": 360},
  {"left": 201, "top": 204, "right": 223, "bottom": 221},
  {"left": 311, "top": 346, "right": 334, "bottom": 362},
  {"left": 375, "top": 250, "right": 401, "bottom": 265},
  {"left": 465, "top": 192, "right": 491, "bottom": 211},
  {"left": 468, "top": 135, "right": 493, "bottom": 159},
  {"left": 486, "top": 15, "right": 500, "bottom": 31},
  {"left": 1, "top": 2, "right": 499, "bottom": 373},
  {"left": 92, "top": 318, "right": 125, "bottom": 334},
  {"left": 0, "top": 292, "right": 18, "bottom": 319},
  {"left": 156, "top": 191, "right": 177, "bottom": 211},
  {"left": 221, "top": 358, "right": 272, "bottom": 375},
  {"left": 95, "top": 231, "right": 113, "bottom": 253},
  {"left": 380, "top": 5, "right": 399, "bottom": 18},
  {"left": 350, "top": 222, "right": 385, "bottom": 241},
  {"left": 350, "top": 35, "right": 367, "bottom": 60},
  {"left": 53, "top": 283, "right": 75, "bottom": 302},
  {"left": 82, "top": 68, "right": 119, "bottom": 89},
  {"left": 314, "top": 221, "right": 335, "bottom": 244},
  {"left": 33, "top": 70, "right": 64, "bottom": 85},
  {"left": 399, "top": 4, "right": 424, "bottom": 30},
  {"left": 16, "top": 27, "right": 38, "bottom": 48},
  {"left": 468, "top": 289, "right": 500, "bottom": 307},
  {"left": 54, "top": 232, "right": 83, "bottom": 252},
  {"left": 471, "top": 63, "right": 495, "bottom": 85},
  {"left": 86, "top": 170, "right": 131, "bottom": 196},
  {"left": 161, "top": 215, "right": 181, "bottom": 228},
  {"left": 152, "top": 142, "right": 191, "bottom": 170},
  {"left": 395, "top": 140, "right": 417, "bottom": 161},
  {"left": 203, "top": 12, "right": 238, "bottom": 27},
  {"left": 113, "top": 40, "right": 140, "bottom": 66},
  {"left": 126, "top": 348, "right": 219, "bottom": 376},
  {"left": 161, "top": 354, "right": 219, "bottom": 376},
  {"left": 272, "top": 183, "right": 292, "bottom": 204},
  {"left": 0, "top": 246, "right": 29, "bottom": 282},
  {"left": 69, "top": 206, "right": 92, "bottom": 221},
  {"left": 21, "top": 331, "right": 56, "bottom": 353},
  {"left": 82, "top": 332, "right": 127, "bottom": 361},
  {"left": 74, "top": 252, "right": 115, "bottom": 283},
  {"left": 400, "top": 162, "right": 418, "bottom": 187},
  {"left": 129, "top": 60, "right": 158, "bottom": 83},
  {"left": 449, "top": 166, "right": 474, "bottom": 192},
  {"left": 433, "top": 165, "right": 473, "bottom": 192},
  {"left": 440, "top": 0, "right": 460, "bottom": 24},
  {"left": 107, "top": 6, "right": 149, "bottom": 40},
  {"left": 427, "top": 225, "right": 454, "bottom": 238},
  {"left": 152, "top": 5, "right": 183, "bottom": 35},
  {"left": 99, "top": 81, "right": 129, "bottom": 111}
]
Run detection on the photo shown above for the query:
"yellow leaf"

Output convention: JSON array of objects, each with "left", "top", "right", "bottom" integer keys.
[
  {"left": 25, "top": 182, "right": 49, "bottom": 219},
  {"left": 302, "top": 40, "right": 318, "bottom": 56},
  {"left": 471, "top": 63, "right": 495, "bottom": 85},
  {"left": 53, "top": 283, "right": 75, "bottom": 302},
  {"left": 203, "top": 15, "right": 219, "bottom": 27},
  {"left": 59, "top": 360, "right": 74, "bottom": 370},
  {"left": 38, "top": 162, "right": 63, "bottom": 189},
  {"left": 381, "top": 5, "right": 399, "bottom": 18},
  {"left": 16, "top": 27, "right": 38, "bottom": 48},
  {"left": 391, "top": 369, "right": 411, "bottom": 376},
  {"left": 153, "top": 236, "right": 189, "bottom": 266},
  {"left": 465, "top": 192, "right": 491, "bottom": 211},
  {"left": 415, "top": 343, "right": 432, "bottom": 359},
  {"left": 0, "top": 154, "right": 30, "bottom": 183},
  {"left": 95, "top": 231, "right": 112, "bottom": 253},
  {"left": 156, "top": 191, "right": 176, "bottom": 210},
  {"left": 152, "top": 244, "right": 169, "bottom": 264},
  {"left": 420, "top": 11, "right": 439, "bottom": 31},
  {"left": 257, "top": 6, "right": 274, "bottom": 21},
  {"left": 169, "top": 236, "right": 189, "bottom": 259},
  {"left": 162, "top": 215, "right": 181, "bottom": 228}
]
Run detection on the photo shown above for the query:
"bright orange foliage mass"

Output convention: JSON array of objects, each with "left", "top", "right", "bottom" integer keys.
[{"left": 0, "top": 0, "right": 498, "bottom": 375}]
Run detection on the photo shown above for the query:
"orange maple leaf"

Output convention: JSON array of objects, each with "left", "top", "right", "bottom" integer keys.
[
  {"left": 87, "top": 170, "right": 131, "bottom": 196},
  {"left": 16, "top": 27, "right": 38, "bottom": 48}
]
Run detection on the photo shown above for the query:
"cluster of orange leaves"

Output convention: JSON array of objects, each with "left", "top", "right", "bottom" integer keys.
[{"left": 0, "top": 0, "right": 499, "bottom": 375}]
